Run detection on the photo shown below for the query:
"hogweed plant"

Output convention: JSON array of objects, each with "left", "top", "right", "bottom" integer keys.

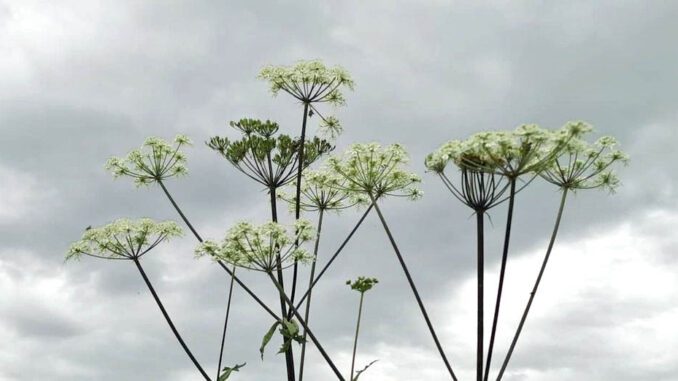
[
  {"left": 346, "top": 277, "right": 379, "bottom": 381},
  {"left": 67, "top": 59, "right": 628, "bottom": 381}
]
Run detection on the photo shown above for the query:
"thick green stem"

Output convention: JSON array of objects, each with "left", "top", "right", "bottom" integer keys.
[
  {"left": 133, "top": 258, "right": 211, "bottom": 381},
  {"left": 484, "top": 179, "right": 516, "bottom": 381},
  {"left": 476, "top": 211, "right": 485, "bottom": 381},
  {"left": 350, "top": 292, "right": 365, "bottom": 381},
  {"left": 371, "top": 197, "right": 458, "bottom": 381},
  {"left": 299, "top": 209, "right": 324, "bottom": 381},
  {"left": 290, "top": 102, "right": 310, "bottom": 314},
  {"left": 267, "top": 272, "right": 346, "bottom": 381},
  {"left": 269, "top": 187, "right": 296, "bottom": 381},
  {"left": 496, "top": 188, "right": 569, "bottom": 381}
]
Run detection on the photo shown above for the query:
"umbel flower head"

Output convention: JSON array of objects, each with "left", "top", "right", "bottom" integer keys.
[
  {"left": 326, "top": 143, "right": 423, "bottom": 202},
  {"left": 425, "top": 122, "right": 592, "bottom": 179},
  {"left": 540, "top": 133, "right": 629, "bottom": 192},
  {"left": 66, "top": 218, "right": 182, "bottom": 261},
  {"left": 278, "top": 168, "right": 364, "bottom": 212},
  {"left": 106, "top": 135, "right": 191, "bottom": 186},
  {"left": 259, "top": 60, "right": 355, "bottom": 141},
  {"left": 195, "top": 220, "right": 316, "bottom": 273},
  {"left": 346, "top": 276, "right": 379, "bottom": 294},
  {"left": 258, "top": 60, "right": 354, "bottom": 105},
  {"left": 207, "top": 119, "right": 334, "bottom": 188}
]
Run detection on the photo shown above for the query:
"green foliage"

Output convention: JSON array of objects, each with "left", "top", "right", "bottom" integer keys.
[
  {"left": 218, "top": 363, "right": 246, "bottom": 381},
  {"left": 259, "top": 319, "right": 305, "bottom": 360},
  {"left": 66, "top": 218, "right": 182, "bottom": 261},
  {"left": 352, "top": 360, "right": 378, "bottom": 381}
]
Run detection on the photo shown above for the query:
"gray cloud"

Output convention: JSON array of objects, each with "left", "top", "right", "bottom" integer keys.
[{"left": 1, "top": 0, "right": 677, "bottom": 380}]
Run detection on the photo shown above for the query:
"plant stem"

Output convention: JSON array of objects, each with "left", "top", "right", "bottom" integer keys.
[
  {"left": 158, "top": 180, "right": 203, "bottom": 241},
  {"left": 269, "top": 187, "right": 296, "bottom": 381},
  {"left": 216, "top": 262, "right": 280, "bottom": 320},
  {"left": 496, "top": 188, "right": 569, "bottom": 381},
  {"left": 299, "top": 209, "right": 324, "bottom": 381},
  {"left": 371, "top": 197, "right": 458, "bottom": 381},
  {"left": 476, "top": 211, "right": 485, "bottom": 381},
  {"left": 350, "top": 292, "right": 365, "bottom": 381},
  {"left": 267, "top": 272, "right": 346, "bottom": 381},
  {"left": 290, "top": 102, "right": 310, "bottom": 315},
  {"left": 294, "top": 204, "right": 373, "bottom": 312},
  {"left": 216, "top": 265, "right": 237, "bottom": 380},
  {"left": 133, "top": 258, "right": 211, "bottom": 381},
  {"left": 484, "top": 178, "right": 516, "bottom": 381}
]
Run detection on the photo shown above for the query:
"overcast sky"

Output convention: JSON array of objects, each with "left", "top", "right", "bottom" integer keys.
[{"left": 1, "top": 1, "right": 677, "bottom": 380}]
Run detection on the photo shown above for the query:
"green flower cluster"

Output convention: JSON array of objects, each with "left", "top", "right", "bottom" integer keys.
[
  {"left": 67, "top": 218, "right": 182, "bottom": 261},
  {"left": 346, "top": 277, "right": 379, "bottom": 294},
  {"left": 207, "top": 119, "right": 333, "bottom": 188},
  {"left": 195, "top": 220, "right": 316, "bottom": 273},
  {"left": 327, "top": 143, "right": 423, "bottom": 202},
  {"left": 106, "top": 135, "right": 191, "bottom": 186}
]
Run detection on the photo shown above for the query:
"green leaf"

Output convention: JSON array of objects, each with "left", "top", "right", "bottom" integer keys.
[
  {"left": 352, "top": 360, "right": 378, "bottom": 381},
  {"left": 260, "top": 321, "right": 280, "bottom": 360},
  {"left": 218, "top": 362, "right": 246, "bottom": 381}
]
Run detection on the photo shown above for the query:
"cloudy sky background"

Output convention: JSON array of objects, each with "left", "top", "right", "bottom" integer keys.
[{"left": 1, "top": 1, "right": 677, "bottom": 380}]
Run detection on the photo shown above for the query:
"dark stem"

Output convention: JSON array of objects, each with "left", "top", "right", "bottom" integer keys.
[
  {"left": 476, "top": 211, "right": 485, "bottom": 381},
  {"left": 133, "top": 258, "right": 211, "bottom": 381},
  {"left": 484, "top": 178, "right": 516, "bottom": 381},
  {"left": 269, "top": 187, "right": 296, "bottom": 381},
  {"left": 290, "top": 101, "right": 310, "bottom": 314},
  {"left": 496, "top": 188, "right": 569, "bottom": 381},
  {"left": 217, "top": 262, "right": 280, "bottom": 321},
  {"left": 294, "top": 204, "right": 374, "bottom": 312},
  {"left": 267, "top": 272, "right": 346, "bottom": 381},
  {"left": 216, "top": 265, "right": 237, "bottom": 380},
  {"left": 371, "top": 197, "right": 458, "bottom": 381},
  {"left": 299, "top": 209, "right": 324, "bottom": 381},
  {"left": 158, "top": 180, "right": 202, "bottom": 241},
  {"left": 158, "top": 180, "right": 248, "bottom": 377},
  {"left": 350, "top": 292, "right": 365, "bottom": 381}
]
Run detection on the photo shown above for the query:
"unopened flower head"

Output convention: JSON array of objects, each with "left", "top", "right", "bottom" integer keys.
[
  {"left": 346, "top": 276, "right": 379, "bottom": 294},
  {"left": 106, "top": 135, "right": 191, "bottom": 186},
  {"left": 327, "top": 143, "right": 423, "bottom": 202},
  {"left": 195, "top": 220, "right": 316, "bottom": 273},
  {"left": 278, "top": 168, "right": 364, "bottom": 212},
  {"left": 540, "top": 133, "right": 628, "bottom": 192},
  {"left": 66, "top": 218, "right": 182, "bottom": 261},
  {"left": 258, "top": 60, "right": 354, "bottom": 105},
  {"left": 207, "top": 118, "right": 334, "bottom": 188}
]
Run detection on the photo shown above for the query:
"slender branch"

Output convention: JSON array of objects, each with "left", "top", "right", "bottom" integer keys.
[
  {"left": 217, "top": 262, "right": 280, "bottom": 320},
  {"left": 267, "top": 272, "right": 346, "bottom": 381},
  {"left": 484, "top": 178, "right": 517, "bottom": 381},
  {"left": 299, "top": 209, "right": 325, "bottom": 381},
  {"left": 371, "top": 197, "right": 458, "bottom": 381},
  {"left": 216, "top": 265, "right": 237, "bottom": 380},
  {"left": 158, "top": 180, "right": 202, "bottom": 242},
  {"left": 133, "top": 258, "right": 211, "bottom": 381},
  {"left": 496, "top": 188, "right": 569, "bottom": 381},
  {"left": 290, "top": 101, "right": 311, "bottom": 315},
  {"left": 350, "top": 292, "right": 365, "bottom": 381},
  {"left": 294, "top": 204, "right": 374, "bottom": 312},
  {"left": 476, "top": 211, "right": 485, "bottom": 381}
]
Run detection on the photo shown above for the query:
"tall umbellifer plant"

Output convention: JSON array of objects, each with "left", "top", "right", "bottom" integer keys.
[{"left": 67, "top": 59, "right": 627, "bottom": 381}]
